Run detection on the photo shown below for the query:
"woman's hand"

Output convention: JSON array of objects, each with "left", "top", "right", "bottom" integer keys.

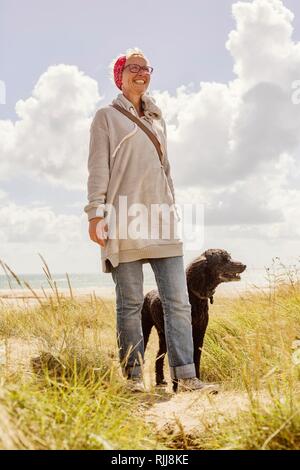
[{"left": 89, "top": 217, "right": 108, "bottom": 247}]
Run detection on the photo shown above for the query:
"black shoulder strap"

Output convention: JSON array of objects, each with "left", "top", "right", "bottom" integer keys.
[{"left": 111, "top": 103, "right": 164, "bottom": 165}]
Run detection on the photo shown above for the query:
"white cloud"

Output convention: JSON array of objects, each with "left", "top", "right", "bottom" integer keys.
[
  {"left": 227, "top": 0, "right": 299, "bottom": 92},
  {"left": 153, "top": 0, "right": 300, "bottom": 188},
  {"left": 0, "top": 203, "right": 83, "bottom": 243},
  {"left": 0, "top": 64, "right": 102, "bottom": 188},
  {"left": 152, "top": 0, "right": 300, "bottom": 237}
]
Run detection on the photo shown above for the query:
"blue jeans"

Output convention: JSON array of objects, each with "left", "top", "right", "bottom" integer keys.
[{"left": 110, "top": 256, "right": 196, "bottom": 380}]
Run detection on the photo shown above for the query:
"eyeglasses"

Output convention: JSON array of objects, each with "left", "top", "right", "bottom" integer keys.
[{"left": 123, "top": 64, "right": 154, "bottom": 74}]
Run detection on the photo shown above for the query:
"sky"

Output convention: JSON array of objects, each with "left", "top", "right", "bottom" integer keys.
[{"left": 0, "top": 0, "right": 300, "bottom": 277}]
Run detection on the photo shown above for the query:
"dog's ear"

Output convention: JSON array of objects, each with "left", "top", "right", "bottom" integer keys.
[
  {"left": 186, "top": 256, "right": 208, "bottom": 295},
  {"left": 194, "top": 257, "right": 208, "bottom": 275},
  {"left": 194, "top": 255, "right": 207, "bottom": 267},
  {"left": 187, "top": 256, "right": 207, "bottom": 273}
]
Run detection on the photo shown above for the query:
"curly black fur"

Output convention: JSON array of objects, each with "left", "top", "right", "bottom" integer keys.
[{"left": 141, "top": 249, "right": 246, "bottom": 391}]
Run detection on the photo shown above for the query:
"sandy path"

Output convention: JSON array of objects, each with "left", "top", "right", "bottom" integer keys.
[
  {"left": 143, "top": 387, "right": 270, "bottom": 446},
  {"left": 144, "top": 388, "right": 250, "bottom": 433}
]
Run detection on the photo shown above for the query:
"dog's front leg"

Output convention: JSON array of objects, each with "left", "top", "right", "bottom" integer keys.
[
  {"left": 192, "top": 315, "right": 208, "bottom": 380},
  {"left": 155, "top": 332, "right": 167, "bottom": 386}
]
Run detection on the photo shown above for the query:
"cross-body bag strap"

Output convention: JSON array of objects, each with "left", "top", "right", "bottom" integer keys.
[{"left": 111, "top": 103, "right": 164, "bottom": 165}]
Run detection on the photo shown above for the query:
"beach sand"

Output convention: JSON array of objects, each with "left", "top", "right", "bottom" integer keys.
[{"left": 0, "top": 286, "right": 115, "bottom": 308}]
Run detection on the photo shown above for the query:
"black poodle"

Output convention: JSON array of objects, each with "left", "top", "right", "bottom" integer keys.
[{"left": 141, "top": 249, "right": 246, "bottom": 391}]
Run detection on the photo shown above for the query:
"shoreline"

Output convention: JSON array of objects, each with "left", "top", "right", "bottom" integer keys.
[
  {"left": 0, "top": 282, "right": 272, "bottom": 309},
  {"left": 0, "top": 287, "right": 115, "bottom": 308}
]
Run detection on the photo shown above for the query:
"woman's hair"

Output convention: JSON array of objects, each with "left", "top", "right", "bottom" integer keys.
[{"left": 108, "top": 47, "right": 149, "bottom": 85}]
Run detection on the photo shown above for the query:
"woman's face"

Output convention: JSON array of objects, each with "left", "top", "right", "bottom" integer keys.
[{"left": 121, "top": 56, "right": 151, "bottom": 95}]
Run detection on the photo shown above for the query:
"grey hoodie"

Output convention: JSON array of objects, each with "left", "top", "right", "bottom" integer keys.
[{"left": 84, "top": 92, "right": 183, "bottom": 273}]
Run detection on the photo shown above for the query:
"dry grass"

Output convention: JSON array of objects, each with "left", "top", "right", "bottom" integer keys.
[{"left": 0, "top": 256, "right": 299, "bottom": 449}]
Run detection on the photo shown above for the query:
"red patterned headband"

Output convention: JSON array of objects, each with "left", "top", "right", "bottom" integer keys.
[{"left": 113, "top": 55, "right": 127, "bottom": 90}]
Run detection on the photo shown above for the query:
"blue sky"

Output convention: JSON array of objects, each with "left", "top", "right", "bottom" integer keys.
[
  {"left": 1, "top": 0, "right": 239, "bottom": 120},
  {"left": 2, "top": 0, "right": 298, "bottom": 120},
  {"left": 1, "top": 0, "right": 300, "bottom": 277}
]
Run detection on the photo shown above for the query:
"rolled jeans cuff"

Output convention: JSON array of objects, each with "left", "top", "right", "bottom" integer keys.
[
  {"left": 170, "top": 363, "right": 196, "bottom": 380},
  {"left": 122, "top": 365, "right": 142, "bottom": 379}
]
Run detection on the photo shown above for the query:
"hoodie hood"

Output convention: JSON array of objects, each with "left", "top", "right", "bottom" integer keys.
[{"left": 112, "top": 92, "right": 162, "bottom": 122}]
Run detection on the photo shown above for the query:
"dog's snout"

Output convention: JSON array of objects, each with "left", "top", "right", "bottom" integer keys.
[{"left": 232, "top": 261, "right": 246, "bottom": 272}]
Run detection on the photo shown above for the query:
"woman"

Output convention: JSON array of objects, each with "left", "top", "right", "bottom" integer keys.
[{"left": 84, "top": 47, "right": 216, "bottom": 393}]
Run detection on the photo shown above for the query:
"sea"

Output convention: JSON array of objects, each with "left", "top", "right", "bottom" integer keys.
[{"left": 0, "top": 265, "right": 271, "bottom": 297}]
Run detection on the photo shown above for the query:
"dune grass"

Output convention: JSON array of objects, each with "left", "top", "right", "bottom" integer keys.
[
  {"left": 0, "top": 257, "right": 299, "bottom": 449},
  {"left": 0, "top": 294, "right": 164, "bottom": 450},
  {"left": 0, "top": 257, "right": 165, "bottom": 449},
  {"left": 161, "top": 263, "right": 300, "bottom": 450}
]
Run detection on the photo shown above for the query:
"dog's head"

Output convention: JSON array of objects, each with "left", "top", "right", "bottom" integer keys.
[
  {"left": 203, "top": 248, "right": 246, "bottom": 284},
  {"left": 186, "top": 248, "right": 246, "bottom": 301}
]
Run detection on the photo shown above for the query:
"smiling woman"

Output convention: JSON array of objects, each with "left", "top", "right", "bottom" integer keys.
[
  {"left": 109, "top": 47, "right": 153, "bottom": 117},
  {"left": 84, "top": 46, "right": 217, "bottom": 394}
]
